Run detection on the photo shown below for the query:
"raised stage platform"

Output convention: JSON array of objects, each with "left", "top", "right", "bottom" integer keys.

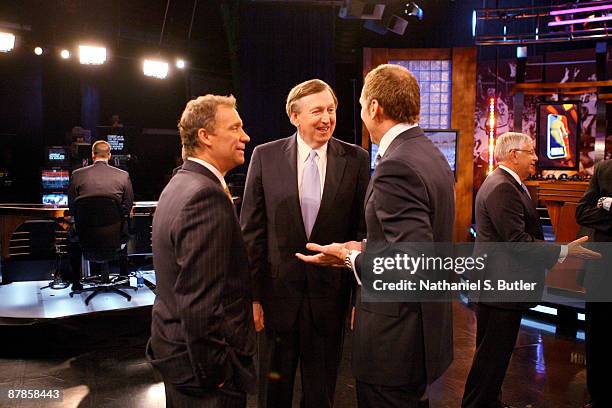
[{"left": 0, "top": 270, "right": 156, "bottom": 322}]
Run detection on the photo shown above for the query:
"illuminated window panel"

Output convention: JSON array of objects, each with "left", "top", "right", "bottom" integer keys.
[{"left": 390, "top": 59, "right": 453, "bottom": 129}]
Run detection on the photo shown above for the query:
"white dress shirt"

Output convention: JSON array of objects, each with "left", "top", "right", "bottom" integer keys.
[
  {"left": 297, "top": 132, "right": 327, "bottom": 199},
  {"left": 375, "top": 122, "right": 418, "bottom": 159},
  {"left": 187, "top": 157, "right": 228, "bottom": 190}
]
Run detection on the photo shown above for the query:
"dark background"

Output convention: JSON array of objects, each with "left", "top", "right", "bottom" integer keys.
[{"left": 0, "top": 0, "right": 604, "bottom": 201}]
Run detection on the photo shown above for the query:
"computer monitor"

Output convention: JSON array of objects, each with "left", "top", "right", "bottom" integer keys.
[
  {"left": 46, "top": 146, "right": 69, "bottom": 166},
  {"left": 370, "top": 129, "right": 458, "bottom": 173},
  {"left": 42, "top": 193, "right": 68, "bottom": 206},
  {"left": 423, "top": 129, "right": 457, "bottom": 173},
  {"left": 41, "top": 169, "right": 69, "bottom": 190},
  {"left": 106, "top": 134, "right": 126, "bottom": 154}
]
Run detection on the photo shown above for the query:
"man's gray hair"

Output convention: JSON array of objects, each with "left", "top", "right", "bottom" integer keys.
[{"left": 494, "top": 132, "right": 533, "bottom": 162}]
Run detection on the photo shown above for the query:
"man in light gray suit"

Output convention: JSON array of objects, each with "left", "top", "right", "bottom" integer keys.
[{"left": 147, "top": 95, "right": 256, "bottom": 408}]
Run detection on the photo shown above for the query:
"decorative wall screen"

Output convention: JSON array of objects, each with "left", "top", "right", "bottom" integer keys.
[{"left": 390, "top": 60, "right": 452, "bottom": 129}]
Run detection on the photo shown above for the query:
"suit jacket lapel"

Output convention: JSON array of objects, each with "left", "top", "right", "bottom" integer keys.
[
  {"left": 182, "top": 159, "right": 223, "bottom": 186},
  {"left": 310, "top": 139, "right": 347, "bottom": 240},
  {"left": 282, "top": 134, "right": 308, "bottom": 239},
  {"left": 497, "top": 168, "right": 543, "bottom": 235}
]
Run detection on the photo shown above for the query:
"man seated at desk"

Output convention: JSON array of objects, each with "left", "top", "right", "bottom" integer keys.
[{"left": 67, "top": 140, "right": 134, "bottom": 290}]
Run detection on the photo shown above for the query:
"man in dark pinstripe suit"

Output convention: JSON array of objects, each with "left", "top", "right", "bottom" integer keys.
[{"left": 147, "top": 94, "right": 256, "bottom": 408}]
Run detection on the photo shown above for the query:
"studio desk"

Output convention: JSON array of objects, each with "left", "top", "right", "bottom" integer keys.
[
  {"left": 524, "top": 180, "right": 590, "bottom": 296},
  {"left": 0, "top": 202, "right": 158, "bottom": 261}
]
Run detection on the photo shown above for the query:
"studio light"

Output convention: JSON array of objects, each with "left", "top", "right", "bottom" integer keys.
[
  {"left": 34, "top": 46, "right": 43, "bottom": 55},
  {"left": 143, "top": 59, "right": 169, "bottom": 79},
  {"left": 405, "top": 2, "right": 423, "bottom": 20},
  {"left": 0, "top": 32, "right": 16, "bottom": 52},
  {"left": 60, "top": 49, "right": 71, "bottom": 59},
  {"left": 176, "top": 59, "right": 186, "bottom": 69},
  {"left": 79, "top": 45, "right": 106, "bottom": 65}
]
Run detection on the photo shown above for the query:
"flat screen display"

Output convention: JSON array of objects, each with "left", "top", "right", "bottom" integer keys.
[
  {"left": 42, "top": 193, "right": 68, "bottom": 206},
  {"left": 106, "top": 134, "right": 126, "bottom": 153},
  {"left": 424, "top": 129, "right": 457, "bottom": 172},
  {"left": 370, "top": 129, "right": 458, "bottom": 173},
  {"left": 46, "top": 146, "right": 68, "bottom": 166},
  {"left": 537, "top": 102, "right": 580, "bottom": 170},
  {"left": 41, "top": 169, "right": 69, "bottom": 190}
]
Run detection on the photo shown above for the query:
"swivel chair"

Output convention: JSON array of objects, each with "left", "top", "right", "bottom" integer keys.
[{"left": 69, "top": 195, "right": 135, "bottom": 305}]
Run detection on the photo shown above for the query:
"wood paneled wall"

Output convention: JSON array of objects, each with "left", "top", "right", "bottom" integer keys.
[{"left": 363, "top": 47, "right": 476, "bottom": 242}]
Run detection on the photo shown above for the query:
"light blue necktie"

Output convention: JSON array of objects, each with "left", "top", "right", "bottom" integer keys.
[
  {"left": 520, "top": 183, "right": 531, "bottom": 199},
  {"left": 301, "top": 150, "right": 321, "bottom": 239}
]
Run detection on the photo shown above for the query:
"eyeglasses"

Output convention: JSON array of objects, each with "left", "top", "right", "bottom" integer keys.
[{"left": 511, "top": 149, "right": 535, "bottom": 155}]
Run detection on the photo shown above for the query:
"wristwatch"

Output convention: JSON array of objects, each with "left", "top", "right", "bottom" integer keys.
[
  {"left": 597, "top": 196, "right": 606, "bottom": 209},
  {"left": 344, "top": 249, "right": 357, "bottom": 269}
]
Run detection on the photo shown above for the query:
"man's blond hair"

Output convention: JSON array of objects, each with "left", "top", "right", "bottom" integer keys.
[
  {"left": 178, "top": 94, "right": 237, "bottom": 156},
  {"left": 362, "top": 64, "right": 420, "bottom": 124}
]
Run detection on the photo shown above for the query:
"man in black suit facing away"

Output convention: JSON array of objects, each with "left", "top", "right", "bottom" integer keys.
[
  {"left": 147, "top": 95, "right": 256, "bottom": 408},
  {"left": 240, "top": 79, "right": 370, "bottom": 408},
  {"left": 67, "top": 140, "right": 134, "bottom": 288},
  {"left": 461, "top": 132, "right": 599, "bottom": 408},
  {"left": 576, "top": 159, "right": 612, "bottom": 408},
  {"left": 298, "top": 64, "right": 456, "bottom": 408}
]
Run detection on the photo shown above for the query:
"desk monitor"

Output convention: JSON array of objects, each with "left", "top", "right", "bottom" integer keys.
[
  {"left": 370, "top": 129, "right": 457, "bottom": 173},
  {"left": 73, "top": 143, "right": 92, "bottom": 168},
  {"left": 46, "top": 146, "right": 69, "bottom": 166},
  {"left": 423, "top": 129, "right": 457, "bottom": 173},
  {"left": 41, "top": 169, "right": 69, "bottom": 190},
  {"left": 106, "top": 134, "right": 126, "bottom": 154},
  {"left": 42, "top": 193, "right": 68, "bottom": 206}
]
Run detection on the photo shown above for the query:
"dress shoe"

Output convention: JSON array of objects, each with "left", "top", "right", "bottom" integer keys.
[{"left": 71, "top": 282, "right": 84, "bottom": 291}]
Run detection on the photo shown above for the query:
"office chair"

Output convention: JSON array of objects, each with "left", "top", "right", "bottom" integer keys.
[
  {"left": 69, "top": 195, "right": 136, "bottom": 305},
  {"left": 4, "top": 219, "right": 65, "bottom": 284}
]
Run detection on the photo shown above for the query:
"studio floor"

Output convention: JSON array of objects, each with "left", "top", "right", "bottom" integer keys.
[{"left": 0, "top": 301, "right": 589, "bottom": 408}]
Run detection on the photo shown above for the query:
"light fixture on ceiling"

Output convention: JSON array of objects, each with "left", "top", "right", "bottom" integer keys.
[
  {"left": 143, "top": 59, "right": 169, "bottom": 79},
  {"left": 0, "top": 32, "right": 16, "bottom": 52},
  {"left": 79, "top": 45, "right": 107, "bottom": 65},
  {"left": 405, "top": 2, "right": 423, "bottom": 21},
  {"left": 176, "top": 59, "right": 186, "bottom": 69},
  {"left": 34, "top": 46, "right": 43, "bottom": 55},
  {"left": 60, "top": 49, "right": 71, "bottom": 59}
]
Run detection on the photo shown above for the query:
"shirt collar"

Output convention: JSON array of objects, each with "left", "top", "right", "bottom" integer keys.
[
  {"left": 94, "top": 159, "right": 108, "bottom": 164},
  {"left": 187, "top": 157, "right": 227, "bottom": 189},
  {"left": 297, "top": 131, "right": 328, "bottom": 163},
  {"left": 498, "top": 164, "right": 523, "bottom": 186},
  {"left": 376, "top": 122, "right": 418, "bottom": 159}
]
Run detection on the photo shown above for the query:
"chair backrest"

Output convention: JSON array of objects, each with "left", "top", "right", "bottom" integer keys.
[
  {"left": 9, "top": 220, "right": 60, "bottom": 260},
  {"left": 74, "top": 195, "right": 123, "bottom": 262}
]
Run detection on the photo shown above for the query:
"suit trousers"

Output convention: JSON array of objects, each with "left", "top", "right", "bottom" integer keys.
[
  {"left": 462, "top": 304, "right": 523, "bottom": 408},
  {"left": 257, "top": 296, "right": 344, "bottom": 408},
  {"left": 163, "top": 379, "right": 246, "bottom": 408},
  {"left": 356, "top": 379, "right": 427, "bottom": 408},
  {"left": 585, "top": 301, "right": 612, "bottom": 408}
]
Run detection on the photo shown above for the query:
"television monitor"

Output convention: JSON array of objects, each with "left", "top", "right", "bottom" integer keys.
[
  {"left": 106, "top": 133, "right": 126, "bottom": 154},
  {"left": 370, "top": 129, "right": 458, "bottom": 173},
  {"left": 73, "top": 142, "right": 92, "bottom": 168},
  {"left": 42, "top": 193, "right": 68, "bottom": 206},
  {"left": 424, "top": 129, "right": 457, "bottom": 173},
  {"left": 41, "top": 169, "right": 69, "bottom": 190},
  {"left": 46, "top": 146, "right": 69, "bottom": 166},
  {"left": 536, "top": 102, "right": 580, "bottom": 170}
]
